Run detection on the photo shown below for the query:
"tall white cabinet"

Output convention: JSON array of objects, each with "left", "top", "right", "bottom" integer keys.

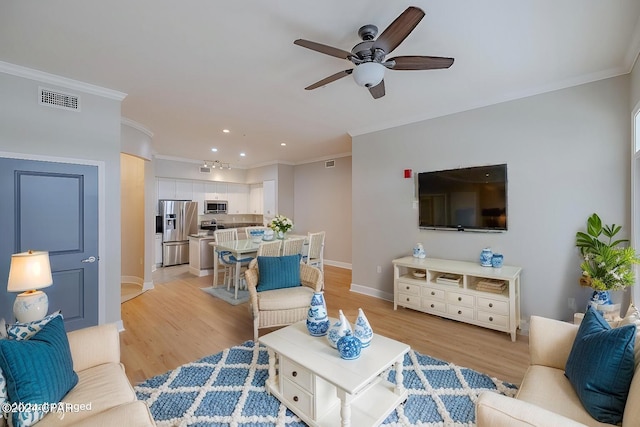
[{"left": 392, "top": 257, "right": 522, "bottom": 341}]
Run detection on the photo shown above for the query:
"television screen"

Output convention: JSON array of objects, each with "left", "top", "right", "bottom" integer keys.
[{"left": 418, "top": 164, "right": 507, "bottom": 231}]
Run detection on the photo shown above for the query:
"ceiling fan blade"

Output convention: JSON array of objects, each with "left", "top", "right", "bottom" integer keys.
[
  {"left": 388, "top": 56, "right": 454, "bottom": 70},
  {"left": 305, "top": 69, "right": 353, "bottom": 90},
  {"left": 368, "top": 80, "right": 385, "bottom": 99},
  {"left": 294, "top": 39, "right": 353, "bottom": 60},
  {"left": 372, "top": 7, "right": 425, "bottom": 55}
]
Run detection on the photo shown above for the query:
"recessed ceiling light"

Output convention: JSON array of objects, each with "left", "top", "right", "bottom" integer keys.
[
  {"left": 211, "top": 148, "right": 218, "bottom": 152},
  {"left": 240, "top": 153, "right": 246, "bottom": 157},
  {"left": 280, "top": 142, "right": 287, "bottom": 146},
  {"left": 222, "top": 129, "right": 230, "bottom": 133}
]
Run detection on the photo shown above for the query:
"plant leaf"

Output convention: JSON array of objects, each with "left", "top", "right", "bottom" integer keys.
[{"left": 586, "top": 213, "right": 602, "bottom": 237}]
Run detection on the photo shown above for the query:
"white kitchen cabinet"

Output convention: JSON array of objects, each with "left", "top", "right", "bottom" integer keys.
[
  {"left": 192, "top": 181, "right": 205, "bottom": 214},
  {"left": 157, "top": 178, "right": 193, "bottom": 200},
  {"left": 249, "top": 184, "right": 263, "bottom": 214},
  {"left": 205, "top": 181, "right": 228, "bottom": 201},
  {"left": 227, "top": 183, "right": 249, "bottom": 214},
  {"left": 175, "top": 179, "right": 193, "bottom": 200},
  {"left": 157, "top": 178, "right": 176, "bottom": 200},
  {"left": 263, "top": 179, "right": 276, "bottom": 217},
  {"left": 154, "top": 233, "right": 162, "bottom": 267},
  {"left": 392, "top": 256, "right": 521, "bottom": 341}
]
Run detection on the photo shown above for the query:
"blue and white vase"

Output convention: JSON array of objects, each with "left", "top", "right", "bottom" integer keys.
[
  {"left": 337, "top": 330, "right": 362, "bottom": 360},
  {"left": 480, "top": 248, "right": 493, "bottom": 267},
  {"left": 354, "top": 308, "right": 373, "bottom": 348},
  {"left": 491, "top": 253, "right": 504, "bottom": 268},
  {"left": 306, "top": 292, "right": 330, "bottom": 336},
  {"left": 413, "top": 243, "right": 426, "bottom": 259},
  {"left": 588, "top": 290, "right": 612, "bottom": 309},
  {"left": 327, "top": 310, "right": 352, "bottom": 348}
]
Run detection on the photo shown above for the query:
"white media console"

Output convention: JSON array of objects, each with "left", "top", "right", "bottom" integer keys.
[{"left": 392, "top": 257, "right": 522, "bottom": 341}]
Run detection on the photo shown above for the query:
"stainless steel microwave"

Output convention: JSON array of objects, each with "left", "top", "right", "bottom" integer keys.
[{"left": 204, "top": 200, "right": 228, "bottom": 214}]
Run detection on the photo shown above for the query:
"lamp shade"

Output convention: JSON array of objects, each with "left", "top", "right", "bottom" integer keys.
[
  {"left": 352, "top": 62, "right": 385, "bottom": 88},
  {"left": 7, "top": 250, "right": 53, "bottom": 292}
]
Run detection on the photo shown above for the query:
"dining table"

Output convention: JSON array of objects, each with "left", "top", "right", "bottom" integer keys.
[{"left": 209, "top": 234, "right": 307, "bottom": 299}]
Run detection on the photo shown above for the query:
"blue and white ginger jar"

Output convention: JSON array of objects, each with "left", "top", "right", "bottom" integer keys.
[
  {"left": 354, "top": 308, "right": 373, "bottom": 348},
  {"left": 337, "top": 330, "right": 362, "bottom": 360},
  {"left": 480, "top": 248, "right": 493, "bottom": 267},
  {"left": 306, "top": 292, "right": 330, "bottom": 336},
  {"left": 327, "top": 310, "right": 352, "bottom": 348}
]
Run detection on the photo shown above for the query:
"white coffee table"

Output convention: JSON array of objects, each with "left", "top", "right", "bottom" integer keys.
[{"left": 259, "top": 320, "right": 409, "bottom": 427}]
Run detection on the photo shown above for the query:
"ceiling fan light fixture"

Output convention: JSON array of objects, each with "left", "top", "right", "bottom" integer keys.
[{"left": 352, "top": 62, "right": 385, "bottom": 88}]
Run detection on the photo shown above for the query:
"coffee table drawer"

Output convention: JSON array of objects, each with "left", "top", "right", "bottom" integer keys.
[
  {"left": 282, "top": 378, "right": 313, "bottom": 419},
  {"left": 281, "top": 357, "right": 312, "bottom": 392}
]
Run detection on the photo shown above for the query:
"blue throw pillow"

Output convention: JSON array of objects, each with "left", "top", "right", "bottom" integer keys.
[
  {"left": 0, "top": 315, "right": 78, "bottom": 427},
  {"left": 256, "top": 255, "right": 302, "bottom": 292},
  {"left": 564, "top": 306, "right": 636, "bottom": 424}
]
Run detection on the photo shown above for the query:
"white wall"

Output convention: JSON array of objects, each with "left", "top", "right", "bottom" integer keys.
[
  {"left": 294, "top": 156, "right": 352, "bottom": 267},
  {"left": 0, "top": 70, "right": 124, "bottom": 326},
  {"left": 352, "top": 75, "right": 631, "bottom": 323}
]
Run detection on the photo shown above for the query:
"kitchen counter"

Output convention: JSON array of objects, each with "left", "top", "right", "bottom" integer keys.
[{"left": 188, "top": 235, "right": 216, "bottom": 277}]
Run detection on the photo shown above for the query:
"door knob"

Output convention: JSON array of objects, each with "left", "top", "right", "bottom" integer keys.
[{"left": 81, "top": 256, "right": 98, "bottom": 263}]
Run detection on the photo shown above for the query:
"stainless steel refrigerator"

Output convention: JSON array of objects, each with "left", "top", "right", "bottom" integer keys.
[{"left": 159, "top": 200, "right": 198, "bottom": 266}]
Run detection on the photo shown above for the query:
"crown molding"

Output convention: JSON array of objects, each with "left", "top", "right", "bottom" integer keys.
[
  {"left": 121, "top": 117, "right": 154, "bottom": 138},
  {"left": 0, "top": 61, "right": 127, "bottom": 101},
  {"left": 348, "top": 66, "right": 630, "bottom": 137}
]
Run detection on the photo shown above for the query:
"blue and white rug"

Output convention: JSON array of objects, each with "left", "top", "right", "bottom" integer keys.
[{"left": 135, "top": 341, "right": 517, "bottom": 426}]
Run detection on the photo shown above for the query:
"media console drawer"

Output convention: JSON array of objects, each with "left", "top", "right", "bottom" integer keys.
[{"left": 393, "top": 256, "right": 521, "bottom": 341}]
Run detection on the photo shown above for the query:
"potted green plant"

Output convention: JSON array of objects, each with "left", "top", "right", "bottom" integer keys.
[{"left": 575, "top": 213, "right": 640, "bottom": 307}]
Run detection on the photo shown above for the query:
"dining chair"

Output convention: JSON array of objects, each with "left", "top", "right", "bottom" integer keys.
[
  {"left": 303, "top": 231, "right": 325, "bottom": 272},
  {"left": 214, "top": 228, "right": 253, "bottom": 295},
  {"left": 257, "top": 240, "right": 282, "bottom": 257},
  {"left": 282, "top": 237, "right": 305, "bottom": 257},
  {"left": 245, "top": 226, "right": 269, "bottom": 240}
]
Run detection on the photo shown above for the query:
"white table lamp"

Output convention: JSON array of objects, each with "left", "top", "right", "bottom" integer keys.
[{"left": 7, "top": 250, "right": 53, "bottom": 323}]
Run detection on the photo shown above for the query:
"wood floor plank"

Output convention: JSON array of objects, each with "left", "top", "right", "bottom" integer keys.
[{"left": 120, "top": 265, "right": 529, "bottom": 386}]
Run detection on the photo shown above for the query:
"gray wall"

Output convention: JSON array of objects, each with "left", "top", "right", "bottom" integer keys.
[
  {"left": 352, "top": 75, "right": 631, "bottom": 324},
  {"left": 294, "top": 156, "right": 352, "bottom": 268},
  {"left": 0, "top": 71, "right": 123, "bottom": 326}
]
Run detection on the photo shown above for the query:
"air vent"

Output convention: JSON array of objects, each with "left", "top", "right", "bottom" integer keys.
[
  {"left": 325, "top": 159, "right": 335, "bottom": 168},
  {"left": 200, "top": 167, "right": 211, "bottom": 173},
  {"left": 39, "top": 87, "right": 80, "bottom": 111}
]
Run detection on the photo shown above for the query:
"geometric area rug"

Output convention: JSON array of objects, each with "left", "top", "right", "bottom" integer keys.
[
  {"left": 135, "top": 341, "right": 518, "bottom": 427},
  {"left": 201, "top": 285, "right": 250, "bottom": 305}
]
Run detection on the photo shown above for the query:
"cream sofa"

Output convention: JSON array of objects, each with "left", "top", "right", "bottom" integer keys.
[
  {"left": 34, "top": 323, "right": 155, "bottom": 427},
  {"left": 476, "top": 315, "right": 640, "bottom": 427}
]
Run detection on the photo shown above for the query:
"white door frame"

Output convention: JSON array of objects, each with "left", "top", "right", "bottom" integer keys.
[
  {"left": 0, "top": 150, "right": 106, "bottom": 324},
  {"left": 631, "top": 104, "right": 640, "bottom": 305}
]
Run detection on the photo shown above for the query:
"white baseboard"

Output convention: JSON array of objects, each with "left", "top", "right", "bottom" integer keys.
[
  {"left": 121, "top": 275, "right": 143, "bottom": 286},
  {"left": 350, "top": 282, "right": 393, "bottom": 302},
  {"left": 115, "top": 319, "right": 124, "bottom": 332},
  {"left": 142, "top": 281, "right": 155, "bottom": 291},
  {"left": 188, "top": 266, "right": 213, "bottom": 277},
  {"left": 324, "top": 259, "right": 352, "bottom": 270}
]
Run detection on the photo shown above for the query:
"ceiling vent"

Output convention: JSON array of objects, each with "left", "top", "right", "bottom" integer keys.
[
  {"left": 325, "top": 159, "right": 335, "bottom": 168},
  {"left": 200, "top": 166, "right": 211, "bottom": 174},
  {"left": 39, "top": 87, "right": 80, "bottom": 111}
]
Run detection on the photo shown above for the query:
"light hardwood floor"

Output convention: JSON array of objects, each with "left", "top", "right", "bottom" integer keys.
[{"left": 120, "top": 264, "right": 530, "bottom": 386}]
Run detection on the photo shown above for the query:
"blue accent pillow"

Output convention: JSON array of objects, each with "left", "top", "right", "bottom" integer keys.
[
  {"left": 564, "top": 306, "right": 636, "bottom": 424},
  {"left": 256, "top": 255, "right": 302, "bottom": 292},
  {"left": 0, "top": 315, "right": 78, "bottom": 427}
]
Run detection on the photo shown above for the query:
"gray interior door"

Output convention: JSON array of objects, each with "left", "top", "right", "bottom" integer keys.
[{"left": 0, "top": 157, "right": 99, "bottom": 331}]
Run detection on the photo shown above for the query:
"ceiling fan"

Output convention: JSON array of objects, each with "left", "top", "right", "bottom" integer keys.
[{"left": 294, "top": 6, "right": 454, "bottom": 99}]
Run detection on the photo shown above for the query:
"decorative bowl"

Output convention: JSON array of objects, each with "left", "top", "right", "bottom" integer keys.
[{"left": 412, "top": 270, "right": 426, "bottom": 278}]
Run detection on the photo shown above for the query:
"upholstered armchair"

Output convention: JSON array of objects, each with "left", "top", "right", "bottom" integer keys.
[{"left": 245, "top": 257, "right": 323, "bottom": 341}]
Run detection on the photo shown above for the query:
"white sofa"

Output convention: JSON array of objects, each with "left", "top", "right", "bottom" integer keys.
[
  {"left": 476, "top": 315, "right": 640, "bottom": 427},
  {"left": 34, "top": 323, "right": 155, "bottom": 427}
]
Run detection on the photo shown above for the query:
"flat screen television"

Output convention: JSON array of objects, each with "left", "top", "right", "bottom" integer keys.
[{"left": 418, "top": 164, "right": 507, "bottom": 232}]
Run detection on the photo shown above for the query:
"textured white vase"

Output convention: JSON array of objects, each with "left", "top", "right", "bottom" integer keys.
[
  {"left": 327, "top": 310, "right": 352, "bottom": 348},
  {"left": 354, "top": 308, "right": 373, "bottom": 348}
]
